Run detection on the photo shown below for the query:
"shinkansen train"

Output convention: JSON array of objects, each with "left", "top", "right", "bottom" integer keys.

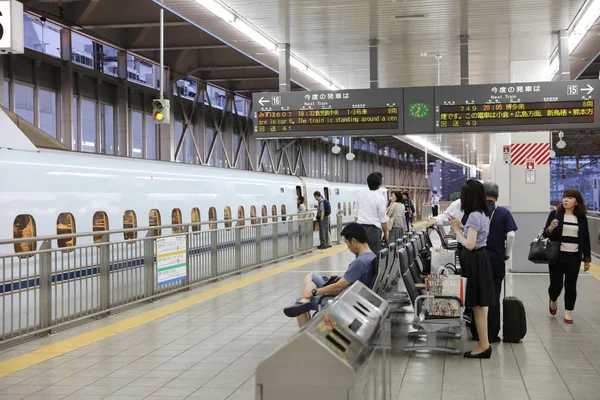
[{"left": 0, "top": 108, "right": 387, "bottom": 256}]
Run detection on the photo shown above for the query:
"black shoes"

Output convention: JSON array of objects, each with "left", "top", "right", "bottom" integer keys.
[
  {"left": 317, "top": 245, "right": 332, "bottom": 249},
  {"left": 489, "top": 336, "right": 502, "bottom": 344},
  {"left": 464, "top": 346, "right": 492, "bottom": 359},
  {"left": 283, "top": 302, "right": 315, "bottom": 317}
]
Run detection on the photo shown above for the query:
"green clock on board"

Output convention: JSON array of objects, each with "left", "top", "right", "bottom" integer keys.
[{"left": 408, "top": 102, "right": 430, "bottom": 118}]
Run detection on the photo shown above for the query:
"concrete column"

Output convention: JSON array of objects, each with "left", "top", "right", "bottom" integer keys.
[
  {"left": 369, "top": 39, "right": 378, "bottom": 89},
  {"left": 508, "top": 60, "right": 552, "bottom": 272},
  {"left": 196, "top": 103, "right": 206, "bottom": 164},
  {"left": 0, "top": 57, "right": 5, "bottom": 107},
  {"left": 59, "top": 29, "right": 74, "bottom": 149},
  {"left": 279, "top": 43, "right": 291, "bottom": 92},
  {"left": 488, "top": 132, "right": 511, "bottom": 207},
  {"left": 460, "top": 35, "right": 469, "bottom": 85},
  {"left": 558, "top": 29, "right": 570, "bottom": 81},
  {"left": 116, "top": 51, "right": 129, "bottom": 156}
]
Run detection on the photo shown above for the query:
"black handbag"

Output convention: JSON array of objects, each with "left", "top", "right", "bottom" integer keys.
[{"left": 528, "top": 231, "right": 560, "bottom": 264}]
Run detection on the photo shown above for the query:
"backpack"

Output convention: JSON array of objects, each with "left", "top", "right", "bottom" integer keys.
[{"left": 323, "top": 199, "right": 331, "bottom": 217}]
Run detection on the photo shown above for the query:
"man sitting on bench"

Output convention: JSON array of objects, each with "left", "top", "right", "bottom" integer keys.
[{"left": 283, "top": 223, "right": 376, "bottom": 328}]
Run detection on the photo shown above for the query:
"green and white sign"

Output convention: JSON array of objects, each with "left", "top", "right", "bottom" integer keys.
[{"left": 156, "top": 235, "right": 187, "bottom": 286}]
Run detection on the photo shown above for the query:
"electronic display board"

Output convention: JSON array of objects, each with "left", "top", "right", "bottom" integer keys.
[
  {"left": 251, "top": 88, "right": 403, "bottom": 138},
  {"left": 434, "top": 81, "right": 600, "bottom": 133}
]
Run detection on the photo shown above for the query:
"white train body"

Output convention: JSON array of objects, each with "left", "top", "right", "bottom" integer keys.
[{"left": 0, "top": 110, "right": 378, "bottom": 255}]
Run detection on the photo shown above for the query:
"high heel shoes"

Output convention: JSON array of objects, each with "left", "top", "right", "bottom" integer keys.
[
  {"left": 549, "top": 300, "right": 557, "bottom": 316},
  {"left": 464, "top": 346, "right": 492, "bottom": 359}
]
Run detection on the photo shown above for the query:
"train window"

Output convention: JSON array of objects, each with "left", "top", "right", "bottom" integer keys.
[
  {"left": 209, "top": 207, "right": 217, "bottom": 230},
  {"left": 93, "top": 211, "right": 109, "bottom": 243},
  {"left": 149, "top": 209, "right": 162, "bottom": 236},
  {"left": 13, "top": 214, "right": 37, "bottom": 256},
  {"left": 191, "top": 208, "right": 201, "bottom": 232},
  {"left": 261, "top": 205, "right": 267, "bottom": 224},
  {"left": 281, "top": 205, "right": 287, "bottom": 221},
  {"left": 343, "top": 203, "right": 347, "bottom": 216},
  {"left": 237, "top": 206, "right": 245, "bottom": 227},
  {"left": 271, "top": 205, "right": 277, "bottom": 222},
  {"left": 172, "top": 208, "right": 183, "bottom": 234},
  {"left": 123, "top": 210, "right": 137, "bottom": 240},
  {"left": 224, "top": 207, "right": 232, "bottom": 228},
  {"left": 250, "top": 206, "right": 257, "bottom": 225},
  {"left": 57, "top": 213, "right": 76, "bottom": 249}
]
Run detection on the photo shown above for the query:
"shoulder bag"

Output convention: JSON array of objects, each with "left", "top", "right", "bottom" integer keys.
[{"left": 528, "top": 230, "right": 559, "bottom": 264}]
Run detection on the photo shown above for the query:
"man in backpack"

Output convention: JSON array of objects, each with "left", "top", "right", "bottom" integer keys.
[
  {"left": 402, "top": 192, "right": 416, "bottom": 230},
  {"left": 314, "top": 191, "right": 331, "bottom": 249}
]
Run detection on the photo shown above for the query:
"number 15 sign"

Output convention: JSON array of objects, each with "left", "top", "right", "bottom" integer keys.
[{"left": 0, "top": 0, "right": 24, "bottom": 55}]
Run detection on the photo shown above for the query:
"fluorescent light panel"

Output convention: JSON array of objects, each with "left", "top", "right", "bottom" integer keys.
[
  {"left": 194, "top": 0, "right": 343, "bottom": 89},
  {"left": 400, "top": 135, "right": 474, "bottom": 169}
]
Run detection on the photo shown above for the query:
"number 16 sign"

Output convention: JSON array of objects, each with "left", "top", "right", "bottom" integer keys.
[{"left": 525, "top": 158, "right": 536, "bottom": 184}]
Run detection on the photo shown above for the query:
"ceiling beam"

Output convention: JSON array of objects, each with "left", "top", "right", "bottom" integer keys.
[
  {"left": 75, "top": 0, "right": 101, "bottom": 25},
  {"left": 73, "top": 22, "right": 189, "bottom": 30},
  {"left": 207, "top": 77, "right": 278, "bottom": 82},
  {"left": 193, "top": 65, "right": 264, "bottom": 71},
  {"left": 131, "top": 45, "right": 230, "bottom": 51}
]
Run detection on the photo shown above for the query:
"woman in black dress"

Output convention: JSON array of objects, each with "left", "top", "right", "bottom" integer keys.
[{"left": 450, "top": 180, "right": 496, "bottom": 359}]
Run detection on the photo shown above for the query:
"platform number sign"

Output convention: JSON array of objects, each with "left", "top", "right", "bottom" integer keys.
[
  {"left": 567, "top": 85, "right": 578, "bottom": 96},
  {"left": 272, "top": 96, "right": 281, "bottom": 106},
  {"left": 0, "top": 1, "right": 24, "bottom": 54}
]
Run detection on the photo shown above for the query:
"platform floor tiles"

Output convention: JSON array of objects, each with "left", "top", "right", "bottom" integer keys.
[{"left": 0, "top": 247, "right": 599, "bottom": 400}]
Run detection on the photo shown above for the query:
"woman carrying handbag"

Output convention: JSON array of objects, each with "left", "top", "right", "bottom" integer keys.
[{"left": 543, "top": 189, "right": 591, "bottom": 324}]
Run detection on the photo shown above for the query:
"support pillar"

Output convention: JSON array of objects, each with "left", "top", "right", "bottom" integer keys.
[
  {"left": 279, "top": 43, "right": 291, "bottom": 92},
  {"left": 0, "top": 56, "right": 5, "bottom": 107},
  {"left": 460, "top": 35, "right": 469, "bottom": 85},
  {"left": 60, "top": 29, "right": 74, "bottom": 148},
  {"left": 369, "top": 39, "right": 378, "bottom": 89},
  {"left": 558, "top": 29, "right": 570, "bottom": 81},
  {"left": 159, "top": 71, "right": 174, "bottom": 161},
  {"left": 117, "top": 51, "right": 130, "bottom": 156}
]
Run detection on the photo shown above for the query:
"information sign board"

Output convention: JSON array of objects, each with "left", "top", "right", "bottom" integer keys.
[
  {"left": 251, "top": 88, "right": 403, "bottom": 138},
  {"left": 156, "top": 235, "right": 187, "bottom": 286},
  {"left": 435, "top": 81, "right": 600, "bottom": 132}
]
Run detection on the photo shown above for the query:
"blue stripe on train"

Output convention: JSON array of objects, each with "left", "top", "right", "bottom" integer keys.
[{"left": 0, "top": 232, "right": 296, "bottom": 294}]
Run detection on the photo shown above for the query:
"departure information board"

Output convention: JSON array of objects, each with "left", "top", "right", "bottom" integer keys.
[
  {"left": 434, "top": 81, "right": 600, "bottom": 132},
  {"left": 252, "top": 88, "right": 403, "bottom": 138},
  {"left": 251, "top": 80, "right": 600, "bottom": 138}
]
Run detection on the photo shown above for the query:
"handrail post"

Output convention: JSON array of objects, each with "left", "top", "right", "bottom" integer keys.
[
  {"left": 234, "top": 226, "right": 242, "bottom": 272},
  {"left": 210, "top": 228, "right": 218, "bottom": 278},
  {"left": 99, "top": 234, "right": 110, "bottom": 312},
  {"left": 255, "top": 224, "right": 262, "bottom": 264},
  {"left": 184, "top": 226, "right": 191, "bottom": 287},
  {"left": 288, "top": 216, "right": 294, "bottom": 257},
  {"left": 337, "top": 211, "right": 343, "bottom": 244},
  {"left": 144, "top": 229, "right": 155, "bottom": 298},
  {"left": 272, "top": 219, "right": 279, "bottom": 260},
  {"left": 39, "top": 240, "right": 52, "bottom": 330}
]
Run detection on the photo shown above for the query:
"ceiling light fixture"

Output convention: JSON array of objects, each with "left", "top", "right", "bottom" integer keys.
[
  {"left": 556, "top": 131, "right": 567, "bottom": 149},
  {"left": 194, "top": 0, "right": 343, "bottom": 90},
  {"left": 398, "top": 135, "right": 478, "bottom": 170}
]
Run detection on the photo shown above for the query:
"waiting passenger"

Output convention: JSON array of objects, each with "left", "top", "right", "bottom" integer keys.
[
  {"left": 431, "top": 191, "right": 440, "bottom": 217},
  {"left": 297, "top": 196, "right": 306, "bottom": 214},
  {"left": 387, "top": 191, "right": 406, "bottom": 243},
  {"left": 314, "top": 191, "right": 331, "bottom": 249},
  {"left": 402, "top": 192, "right": 416, "bottom": 231},
  {"left": 469, "top": 182, "right": 517, "bottom": 343},
  {"left": 544, "top": 189, "right": 591, "bottom": 324},
  {"left": 449, "top": 179, "right": 495, "bottom": 359},
  {"left": 283, "top": 223, "right": 376, "bottom": 328},
  {"left": 353, "top": 172, "right": 388, "bottom": 254}
]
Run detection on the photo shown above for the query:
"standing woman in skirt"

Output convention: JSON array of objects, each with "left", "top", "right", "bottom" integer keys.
[
  {"left": 544, "top": 189, "right": 591, "bottom": 324},
  {"left": 450, "top": 179, "right": 495, "bottom": 359},
  {"left": 387, "top": 191, "right": 406, "bottom": 243}
]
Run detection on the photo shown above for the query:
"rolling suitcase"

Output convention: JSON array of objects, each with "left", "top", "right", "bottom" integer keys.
[{"left": 502, "top": 278, "right": 527, "bottom": 343}]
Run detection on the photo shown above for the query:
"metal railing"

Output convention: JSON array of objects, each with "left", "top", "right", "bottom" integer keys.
[
  {"left": 589, "top": 215, "right": 600, "bottom": 258},
  {"left": 421, "top": 202, "right": 454, "bottom": 222},
  {"left": 0, "top": 213, "right": 324, "bottom": 347}
]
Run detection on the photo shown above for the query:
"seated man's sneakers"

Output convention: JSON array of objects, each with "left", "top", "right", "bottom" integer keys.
[{"left": 283, "top": 302, "right": 317, "bottom": 317}]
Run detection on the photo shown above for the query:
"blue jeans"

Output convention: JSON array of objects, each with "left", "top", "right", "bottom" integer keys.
[{"left": 296, "top": 273, "right": 328, "bottom": 308}]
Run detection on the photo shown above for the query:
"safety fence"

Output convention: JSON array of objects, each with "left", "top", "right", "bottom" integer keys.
[{"left": 0, "top": 212, "right": 349, "bottom": 347}]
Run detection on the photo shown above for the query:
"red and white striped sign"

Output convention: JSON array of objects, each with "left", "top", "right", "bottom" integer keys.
[{"left": 510, "top": 143, "right": 550, "bottom": 165}]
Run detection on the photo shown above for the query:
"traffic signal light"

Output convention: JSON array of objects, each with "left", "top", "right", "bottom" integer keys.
[{"left": 152, "top": 99, "right": 170, "bottom": 124}]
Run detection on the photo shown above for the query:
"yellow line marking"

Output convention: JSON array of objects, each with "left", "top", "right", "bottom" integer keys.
[
  {"left": 156, "top": 249, "right": 186, "bottom": 259},
  {"left": 582, "top": 262, "right": 600, "bottom": 281},
  {"left": 0, "top": 245, "right": 347, "bottom": 378}
]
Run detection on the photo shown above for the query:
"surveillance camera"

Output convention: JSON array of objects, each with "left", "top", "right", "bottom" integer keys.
[{"left": 40, "top": 16, "right": 47, "bottom": 22}]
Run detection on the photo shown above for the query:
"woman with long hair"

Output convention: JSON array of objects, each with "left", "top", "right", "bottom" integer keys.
[
  {"left": 544, "top": 189, "right": 591, "bottom": 324},
  {"left": 386, "top": 191, "right": 406, "bottom": 243},
  {"left": 450, "top": 179, "right": 495, "bottom": 359}
]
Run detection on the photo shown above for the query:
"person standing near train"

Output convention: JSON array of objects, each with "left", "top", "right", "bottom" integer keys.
[{"left": 353, "top": 172, "right": 388, "bottom": 254}]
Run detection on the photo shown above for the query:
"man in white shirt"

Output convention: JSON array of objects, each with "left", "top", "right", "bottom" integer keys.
[
  {"left": 431, "top": 191, "right": 440, "bottom": 217},
  {"left": 427, "top": 198, "right": 463, "bottom": 228},
  {"left": 353, "top": 172, "right": 388, "bottom": 254}
]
